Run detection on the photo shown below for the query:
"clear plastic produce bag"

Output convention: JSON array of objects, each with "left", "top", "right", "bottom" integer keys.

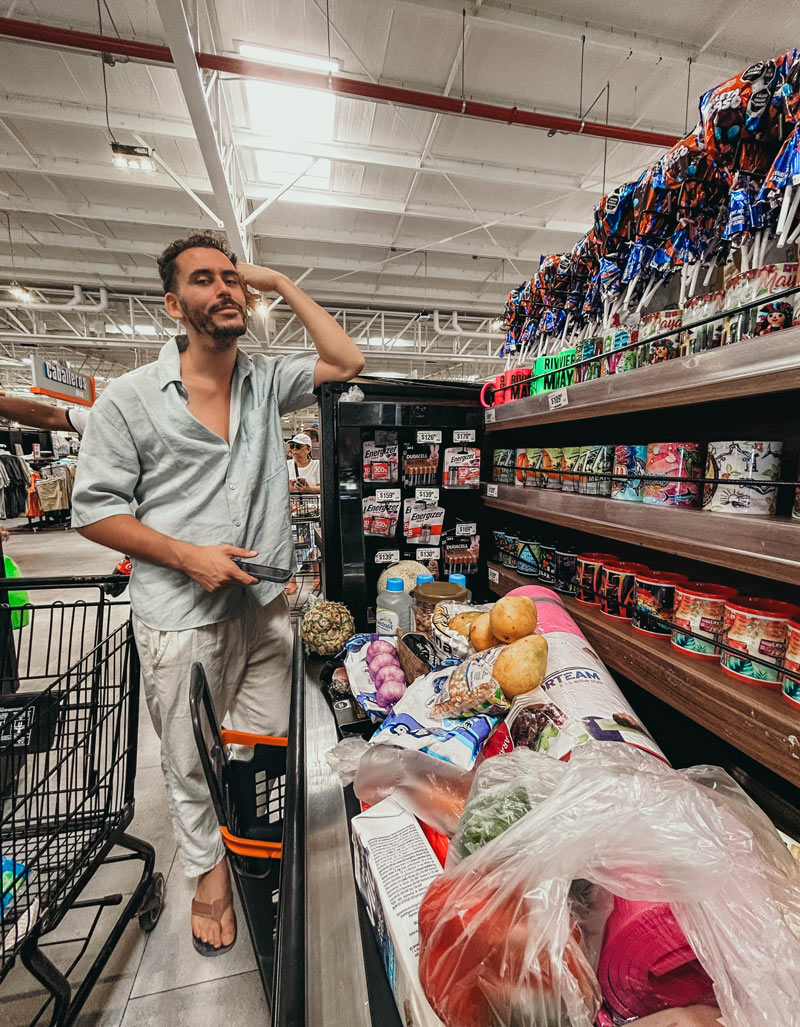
[{"left": 418, "top": 744, "right": 800, "bottom": 1027}]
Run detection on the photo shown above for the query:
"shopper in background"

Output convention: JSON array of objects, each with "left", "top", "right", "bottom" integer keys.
[
  {"left": 0, "top": 389, "right": 89, "bottom": 436},
  {"left": 71, "top": 231, "right": 364, "bottom": 956},
  {"left": 286, "top": 432, "right": 320, "bottom": 494}
]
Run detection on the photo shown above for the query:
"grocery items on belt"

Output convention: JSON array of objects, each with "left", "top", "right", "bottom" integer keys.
[
  {"left": 375, "top": 577, "right": 414, "bottom": 635},
  {"left": 377, "top": 560, "right": 430, "bottom": 594},
  {"left": 301, "top": 600, "right": 356, "bottom": 655}
]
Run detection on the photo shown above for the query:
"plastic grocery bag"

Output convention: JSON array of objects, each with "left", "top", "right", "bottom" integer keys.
[
  {"left": 418, "top": 743, "right": 800, "bottom": 1027},
  {"left": 3, "top": 556, "right": 29, "bottom": 630}
]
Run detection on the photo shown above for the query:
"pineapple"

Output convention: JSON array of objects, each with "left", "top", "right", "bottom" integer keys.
[{"left": 301, "top": 600, "right": 356, "bottom": 655}]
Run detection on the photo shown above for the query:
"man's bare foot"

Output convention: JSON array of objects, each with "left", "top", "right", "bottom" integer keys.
[
  {"left": 285, "top": 578, "right": 299, "bottom": 595},
  {"left": 191, "top": 858, "right": 235, "bottom": 950}
]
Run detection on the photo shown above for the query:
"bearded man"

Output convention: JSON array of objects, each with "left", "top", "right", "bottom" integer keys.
[{"left": 71, "top": 232, "right": 363, "bottom": 956}]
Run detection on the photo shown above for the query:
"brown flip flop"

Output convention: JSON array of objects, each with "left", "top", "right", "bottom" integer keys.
[{"left": 191, "top": 896, "right": 237, "bottom": 957}]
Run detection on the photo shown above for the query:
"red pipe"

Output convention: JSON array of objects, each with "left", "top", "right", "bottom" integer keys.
[{"left": 0, "top": 17, "right": 678, "bottom": 150}]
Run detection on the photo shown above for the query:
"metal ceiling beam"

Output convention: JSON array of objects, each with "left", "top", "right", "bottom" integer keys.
[
  {"left": 392, "top": 0, "right": 747, "bottom": 74},
  {"left": 153, "top": 0, "right": 250, "bottom": 256},
  {"left": 0, "top": 151, "right": 590, "bottom": 234}
]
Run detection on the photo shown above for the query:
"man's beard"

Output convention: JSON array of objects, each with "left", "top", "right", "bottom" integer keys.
[{"left": 179, "top": 297, "right": 247, "bottom": 351}]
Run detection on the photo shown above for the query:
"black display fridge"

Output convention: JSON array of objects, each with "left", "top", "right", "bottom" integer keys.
[{"left": 317, "top": 378, "right": 486, "bottom": 630}]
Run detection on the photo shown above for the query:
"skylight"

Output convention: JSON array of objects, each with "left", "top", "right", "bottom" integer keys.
[{"left": 239, "top": 43, "right": 338, "bottom": 191}]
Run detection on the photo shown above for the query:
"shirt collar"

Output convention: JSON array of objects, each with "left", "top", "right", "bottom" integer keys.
[{"left": 157, "top": 336, "right": 254, "bottom": 391}]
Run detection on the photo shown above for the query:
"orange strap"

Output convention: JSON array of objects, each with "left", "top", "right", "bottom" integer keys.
[
  {"left": 220, "top": 826, "right": 281, "bottom": 860},
  {"left": 220, "top": 729, "right": 288, "bottom": 748}
]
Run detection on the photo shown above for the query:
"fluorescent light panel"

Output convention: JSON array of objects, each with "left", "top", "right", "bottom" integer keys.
[{"left": 239, "top": 43, "right": 336, "bottom": 190}]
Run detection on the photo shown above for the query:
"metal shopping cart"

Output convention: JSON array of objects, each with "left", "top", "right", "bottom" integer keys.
[{"left": 0, "top": 576, "right": 163, "bottom": 1027}]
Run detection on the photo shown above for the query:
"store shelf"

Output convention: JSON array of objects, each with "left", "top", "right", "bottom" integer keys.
[
  {"left": 482, "top": 482, "right": 800, "bottom": 586},
  {"left": 484, "top": 326, "right": 800, "bottom": 430},
  {"left": 488, "top": 561, "right": 800, "bottom": 790}
]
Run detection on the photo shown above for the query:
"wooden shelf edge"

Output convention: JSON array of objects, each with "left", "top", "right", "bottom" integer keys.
[
  {"left": 488, "top": 561, "right": 800, "bottom": 790},
  {"left": 485, "top": 326, "right": 800, "bottom": 431},
  {"left": 482, "top": 483, "right": 800, "bottom": 586}
]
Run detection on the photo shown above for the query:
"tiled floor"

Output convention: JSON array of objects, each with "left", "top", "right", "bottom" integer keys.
[{"left": 2, "top": 525, "right": 268, "bottom": 1027}]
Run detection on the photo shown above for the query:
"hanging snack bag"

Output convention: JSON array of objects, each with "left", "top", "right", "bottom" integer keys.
[
  {"left": 362, "top": 441, "right": 399, "bottom": 483},
  {"left": 442, "top": 446, "right": 481, "bottom": 489},
  {"left": 431, "top": 600, "right": 493, "bottom": 661}
]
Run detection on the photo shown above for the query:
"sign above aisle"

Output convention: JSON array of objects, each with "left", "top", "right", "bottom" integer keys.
[{"left": 30, "top": 358, "right": 95, "bottom": 406}]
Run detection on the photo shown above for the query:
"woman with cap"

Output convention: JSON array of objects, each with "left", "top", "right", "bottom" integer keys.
[{"left": 286, "top": 432, "right": 320, "bottom": 494}]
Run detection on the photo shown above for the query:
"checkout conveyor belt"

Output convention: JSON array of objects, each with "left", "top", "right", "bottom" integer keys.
[{"left": 271, "top": 642, "right": 401, "bottom": 1027}]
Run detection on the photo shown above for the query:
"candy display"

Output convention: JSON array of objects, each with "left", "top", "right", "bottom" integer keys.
[
  {"left": 639, "top": 308, "right": 683, "bottom": 364},
  {"left": 702, "top": 440, "right": 783, "bottom": 515},
  {"left": 720, "top": 597, "right": 800, "bottom": 685},
  {"left": 643, "top": 442, "right": 703, "bottom": 507},
  {"left": 632, "top": 571, "right": 689, "bottom": 637},
  {"left": 671, "top": 583, "right": 739, "bottom": 659},
  {"left": 612, "top": 444, "right": 648, "bottom": 502}
]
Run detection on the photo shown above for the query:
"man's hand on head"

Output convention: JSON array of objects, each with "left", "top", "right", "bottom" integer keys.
[{"left": 236, "top": 263, "right": 286, "bottom": 295}]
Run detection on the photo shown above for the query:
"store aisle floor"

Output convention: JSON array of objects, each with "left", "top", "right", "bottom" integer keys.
[{"left": 2, "top": 527, "right": 268, "bottom": 1027}]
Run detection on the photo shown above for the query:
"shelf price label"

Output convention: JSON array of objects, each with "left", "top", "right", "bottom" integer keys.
[
  {"left": 456, "top": 522, "right": 477, "bottom": 536},
  {"left": 416, "top": 429, "right": 442, "bottom": 444},
  {"left": 488, "top": 567, "right": 500, "bottom": 584},
  {"left": 486, "top": 483, "right": 498, "bottom": 498},
  {"left": 415, "top": 487, "right": 440, "bottom": 503},
  {"left": 375, "top": 550, "right": 400, "bottom": 565},
  {"left": 453, "top": 429, "right": 476, "bottom": 443},
  {"left": 485, "top": 408, "right": 496, "bottom": 424},
  {"left": 375, "top": 488, "right": 401, "bottom": 502},
  {"left": 417, "top": 547, "right": 440, "bottom": 560},
  {"left": 548, "top": 387, "right": 569, "bottom": 412}
]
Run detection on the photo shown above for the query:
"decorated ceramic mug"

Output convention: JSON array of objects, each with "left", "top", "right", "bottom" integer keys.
[
  {"left": 579, "top": 444, "right": 614, "bottom": 497},
  {"left": 671, "top": 583, "right": 738, "bottom": 659},
  {"left": 702, "top": 440, "right": 782, "bottom": 516},
  {"left": 783, "top": 620, "right": 800, "bottom": 710},
  {"left": 643, "top": 442, "right": 703, "bottom": 507},
  {"left": 554, "top": 549, "right": 577, "bottom": 593},
  {"left": 600, "top": 561, "right": 650, "bottom": 619},
  {"left": 632, "top": 571, "right": 689, "bottom": 637},
  {"left": 541, "top": 447, "right": 564, "bottom": 490},
  {"left": 515, "top": 538, "right": 539, "bottom": 577},
  {"left": 560, "top": 446, "right": 582, "bottom": 494},
  {"left": 539, "top": 544, "right": 557, "bottom": 584},
  {"left": 612, "top": 444, "right": 648, "bottom": 502},
  {"left": 575, "top": 552, "right": 615, "bottom": 604},
  {"left": 720, "top": 597, "right": 800, "bottom": 686}
]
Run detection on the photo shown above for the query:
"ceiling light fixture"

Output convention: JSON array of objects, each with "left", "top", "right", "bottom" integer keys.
[
  {"left": 2, "top": 210, "right": 33, "bottom": 303},
  {"left": 111, "top": 142, "right": 156, "bottom": 173}
]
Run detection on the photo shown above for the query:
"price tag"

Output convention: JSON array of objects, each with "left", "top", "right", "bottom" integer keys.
[
  {"left": 488, "top": 567, "right": 500, "bottom": 584},
  {"left": 456, "top": 522, "right": 477, "bottom": 536},
  {"left": 486, "top": 483, "right": 498, "bottom": 498},
  {"left": 417, "top": 547, "right": 440, "bottom": 561},
  {"left": 415, "top": 487, "right": 440, "bottom": 504},
  {"left": 548, "top": 387, "right": 569, "bottom": 412},
  {"left": 485, "top": 408, "right": 496, "bottom": 424},
  {"left": 416, "top": 429, "right": 442, "bottom": 444},
  {"left": 375, "top": 488, "right": 401, "bottom": 502},
  {"left": 375, "top": 550, "right": 400, "bottom": 565},
  {"left": 453, "top": 429, "right": 476, "bottom": 443}
]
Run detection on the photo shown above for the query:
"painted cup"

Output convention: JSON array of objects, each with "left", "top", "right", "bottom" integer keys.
[
  {"left": 501, "top": 533, "right": 518, "bottom": 569},
  {"left": 554, "top": 549, "right": 577, "bottom": 594},
  {"left": 515, "top": 538, "right": 539, "bottom": 577},
  {"left": 702, "top": 440, "right": 782, "bottom": 516},
  {"left": 612, "top": 444, "right": 648, "bottom": 502},
  {"left": 525, "top": 447, "right": 544, "bottom": 488},
  {"left": 578, "top": 444, "right": 614, "bottom": 497},
  {"left": 720, "top": 597, "right": 800, "bottom": 686},
  {"left": 671, "top": 583, "right": 739, "bottom": 659},
  {"left": 539, "top": 543, "right": 557, "bottom": 584},
  {"left": 600, "top": 561, "right": 650, "bottom": 619},
  {"left": 643, "top": 442, "right": 703, "bottom": 507},
  {"left": 514, "top": 448, "right": 530, "bottom": 487},
  {"left": 783, "top": 620, "right": 800, "bottom": 710},
  {"left": 560, "top": 445, "right": 582, "bottom": 494},
  {"left": 575, "top": 552, "right": 616, "bottom": 605},
  {"left": 632, "top": 571, "right": 689, "bottom": 637},
  {"left": 541, "top": 446, "right": 564, "bottom": 490}
]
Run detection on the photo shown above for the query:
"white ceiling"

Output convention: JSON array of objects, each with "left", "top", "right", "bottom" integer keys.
[{"left": 0, "top": 0, "right": 796, "bottom": 379}]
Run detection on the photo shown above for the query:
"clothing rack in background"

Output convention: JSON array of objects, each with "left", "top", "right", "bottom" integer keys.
[{"left": 0, "top": 449, "right": 31, "bottom": 519}]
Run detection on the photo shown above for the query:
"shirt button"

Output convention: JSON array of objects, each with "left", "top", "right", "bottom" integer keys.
[
  {"left": 235, "top": 520, "right": 241, "bottom": 527},
  {"left": 229, "top": 483, "right": 236, "bottom": 490}
]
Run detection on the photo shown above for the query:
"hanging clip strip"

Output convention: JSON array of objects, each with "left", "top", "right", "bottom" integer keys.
[{"left": 507, "top": 105, "right": 518, "bottom": 125}]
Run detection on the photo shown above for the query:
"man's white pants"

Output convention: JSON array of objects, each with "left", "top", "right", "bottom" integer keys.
[{"left": 133, "top": 591, "right": 292, "bottom": 878}]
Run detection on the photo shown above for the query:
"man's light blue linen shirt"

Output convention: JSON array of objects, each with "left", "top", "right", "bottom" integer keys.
[{"left": 71, "top": 338, "right": 317, "bottom": 630}]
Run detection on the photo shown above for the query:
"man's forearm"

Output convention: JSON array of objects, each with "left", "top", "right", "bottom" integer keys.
[
  {"left": 77, "top": 514, "right": 187, "bottom": 570},
  {"left": 0, "top": 395, "right": 70, "bottom": 432},
  {"left": 278, "top": 277, "right": 364, "bottom": 379}
]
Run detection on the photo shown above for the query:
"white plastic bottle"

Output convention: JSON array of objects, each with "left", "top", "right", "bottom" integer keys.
[
  {"left": 448, "top": 573, "right": 472, "bottom": 603},
  {"left": 376, "top": 577, "right": 413, "bottom": 634}
]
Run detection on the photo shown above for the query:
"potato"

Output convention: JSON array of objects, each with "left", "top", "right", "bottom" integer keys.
[
  {"left": 448, "top": 611, "right": 483, "bottom": 639},
  {"left": 489, "top": 595, "right": 538, "bottom": 644},
  {"left": 469, "top": 612, "right": 501, "bottom": 651},
  {"left": 493, "top": 634, "right": 548, "bottom": 698}
]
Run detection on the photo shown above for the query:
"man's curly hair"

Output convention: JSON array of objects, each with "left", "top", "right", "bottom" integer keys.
[{"left": 156, "top": 232, "right": 239, "bottom": 294}]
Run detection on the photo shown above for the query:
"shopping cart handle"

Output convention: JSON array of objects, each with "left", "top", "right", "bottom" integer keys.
[{"left": 232, "top": 560, "right": 293, "bottom": 583}]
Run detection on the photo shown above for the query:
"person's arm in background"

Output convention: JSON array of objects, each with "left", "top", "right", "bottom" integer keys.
[
  {"left": 0, "top": 390, "right": 72, "bottom": 431},
  {"left": 237, "top": 264, "right": 365, "bottom": 384}
]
